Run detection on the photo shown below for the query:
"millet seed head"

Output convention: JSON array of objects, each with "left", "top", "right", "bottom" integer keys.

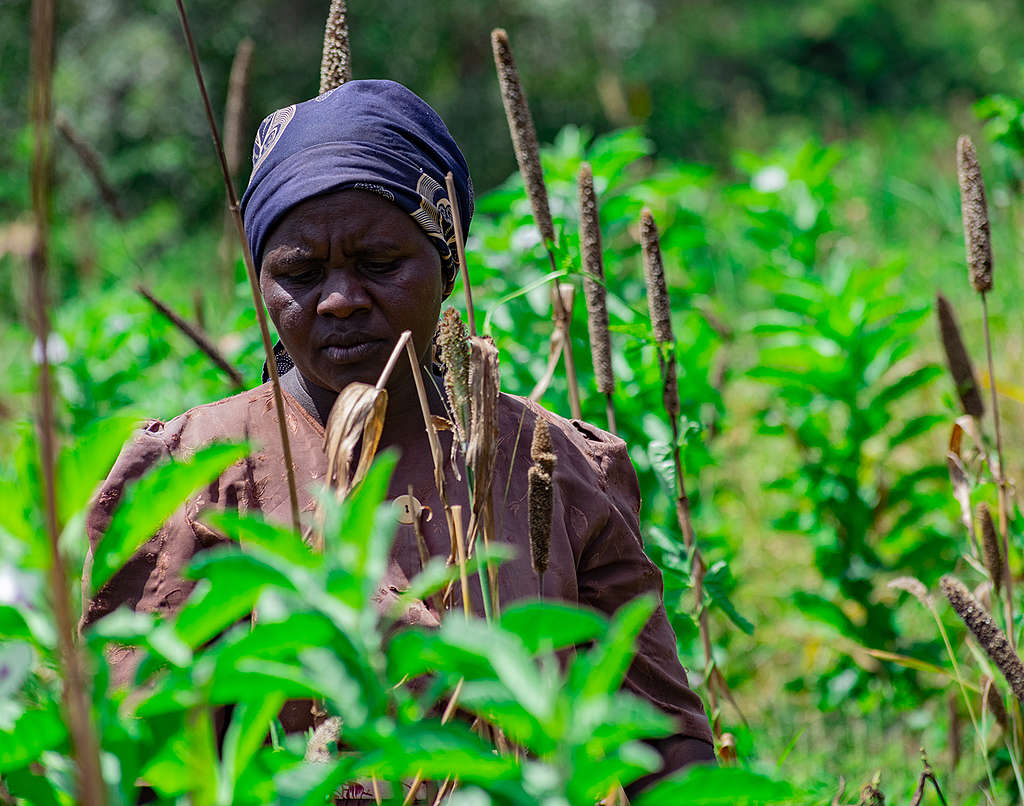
[
  {"left": 956, "top": 135, "right": 993, "bottom": 294},
  {"left": 936, "top": 292, "right": 984, "bottom": 419},
  {"left": 319, "top": 0, "right": 351, "bottom": 94},
  {"left": 578, "top": 162, "right": 614, "bottom": 396}
]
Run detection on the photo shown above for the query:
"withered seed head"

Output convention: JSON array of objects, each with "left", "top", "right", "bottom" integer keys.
[
  {"left": 439, "top": 307, "right": 471, "bottom": 441},
  {"left": 889, "top": 576, "right": 931, "bottom": 608},
  {"left": 977, "top": 503, "right": 1002, "bottom": 594},
  {"left": 983, "top": 676, "right": 1009, "bottom": 731},
  {"left": 957, "top": 135, "right": 993, "bottom": 294},
  {"left": 319, "top": 0, "right": 352, "bottom": 94},
  {"left": 640, "top": 208, "right": 674, "bottom": 345},
  {"left": 578, "top": 162, "right": 614, "bottom": 396},
  {"left": 940, "top": 575, "right": 1024, "bottom": 709},
  {"left": 528, "top": 417, "right": 555, "bottom": 582},
  {"left": 936, "top": 293, "right": 984, "bottom": 418},
  {"left": 491, "top": 28, "right": 555, "bottom": 245}
]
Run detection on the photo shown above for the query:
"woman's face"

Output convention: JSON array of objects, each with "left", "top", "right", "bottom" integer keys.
[{"left": 259, "top": 189, "right": 443, "bottom": 395}]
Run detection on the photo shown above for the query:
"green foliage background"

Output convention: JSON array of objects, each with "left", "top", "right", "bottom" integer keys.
[{"left": 4, "top": 0, "right": 1024, "bottom": 802}]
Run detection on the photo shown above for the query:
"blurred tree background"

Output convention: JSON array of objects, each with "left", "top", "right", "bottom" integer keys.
[{"left": 6, "top": 0, "right": 1024, "bottom": 800}]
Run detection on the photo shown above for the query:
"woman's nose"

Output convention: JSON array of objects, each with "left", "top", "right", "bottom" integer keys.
[{"left": 316, "top": 269, "right": 372, "bottom": 318}]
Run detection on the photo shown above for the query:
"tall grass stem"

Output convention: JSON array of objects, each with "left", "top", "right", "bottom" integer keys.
[
  {"left": 30, "top": 0, "right": 106, "bottom": 802},
  {"left": 445, "top": 171, "right": 476, "bottom": 336},
  {"left": 173, "top": 0, "right": 301, "bottom": 534}
]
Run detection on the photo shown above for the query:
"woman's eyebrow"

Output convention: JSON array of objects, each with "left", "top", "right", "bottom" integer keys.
[{"left": 265, "top": 246, "right": 316, "bottom": 267}]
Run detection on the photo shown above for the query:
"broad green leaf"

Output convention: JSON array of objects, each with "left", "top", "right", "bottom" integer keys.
[
  {"left": 791, "top": 592, "right": 858, "bottom": 639},
  {"left": 572, "top": 595, "right": 656, "bottom": 700},
  {"left": 90, "top": 442, "right": 248, "bottom": 593},
  {"left": 203, "top": 509, "right": 321, "bottom": 569},
  {"left": 56, "top": 413, "right": 139, "bottom": 523},
  {"left": 498, "top": 600, "right": 607, "bottom": 654},
  {"left": 220, "top": 694, "right": 287, "bottom": 797},
  {"left": 703, "top": 561, "right": 754, "bottom": 635},
  {"left": 632, "top": 765, "right": 796, "bottom": 805},
  {"left": 2, "top": 765, "right": 64, "bottom": 806},
  {"left": 0, "top": 706, "right": 67, "bottom": 772}
]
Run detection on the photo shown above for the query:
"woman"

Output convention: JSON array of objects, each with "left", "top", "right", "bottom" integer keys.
[{"left": 83, "top": 79, "right": 714, "bottom": 792}]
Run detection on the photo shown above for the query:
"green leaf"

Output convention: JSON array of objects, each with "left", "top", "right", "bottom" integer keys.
[
  {"left": 791, "top": 591, "right": 858, "bottom": 638},
  {"left": 572, "top": 595, "right": 656, "bottom": 700},
  {"left": 498, "top": 600, "right": 607, "bottom": 654},
  {"left": 632, "top": 766, "right": 796, "bottom": 805},
  {"left": 203, "top": 509, "right": 321, "bottom": 569},
  {"left": 219, "top": 694, "right": 287, "bottom": 796},
  {"left": 90, "top": 442, "right": 248, "bottom": 594},
  {"left": 0, "top": 706, "right": 67, "bottom": 772},
  {"left": 56, "top": 413, "right": 139, "bottom": 523},
  {"left": 703, "top": 561, "right": 754, "bottom": 635}
]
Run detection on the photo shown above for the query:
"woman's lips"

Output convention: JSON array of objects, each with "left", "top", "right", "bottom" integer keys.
[{"left": 319, "top": 339, "right": 385, "bottom": 364}]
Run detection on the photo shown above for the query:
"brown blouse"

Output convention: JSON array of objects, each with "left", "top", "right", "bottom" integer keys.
[{"left": 81, "top": 383, "right": 713, "bottom": 790}]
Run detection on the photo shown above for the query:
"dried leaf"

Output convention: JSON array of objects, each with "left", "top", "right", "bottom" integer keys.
[
  {"left": 324, "top": 382, "right": 388, "bottom": 505},
  {"left": 468, "top": 335, "right": 500, "bottom": 518}
]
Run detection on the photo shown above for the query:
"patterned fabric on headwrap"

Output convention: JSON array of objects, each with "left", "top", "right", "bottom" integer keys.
[{"left": 240, "top": 79, "right": 473, "bottom": 297}]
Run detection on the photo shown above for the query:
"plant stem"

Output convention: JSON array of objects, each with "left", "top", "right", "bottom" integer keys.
[
  {"left": 604, "top": 393, "right": 617, "bottom": 435},
  {"left": 138, "top": 285, "right": 245, "bottom": 388},
  {"left": 403, "top": 336, "right": 458, "bottom": 590},
  {"left": 982, "top": 292, "right": 1013, "bottom": 647},
  {"left": 30, "top": 0, "right": 106, "bottom": 803},
  {"left": 669, "top": 413, "right": 720, "bottom": 739},
  {"left": 375, "top": 331, "right": 412, "bottom": 391},
  {"left": 445, "top": 171, "right": 476, "bottom": 336},
  {"left": 173, "top": 0, "right": 301, "bottom": 535},
  {"left": 548, "top": 249, "right": 583, "bottom": 420},
  {"left": 452, "top": 505, "right": 472, "bottom": 619}
]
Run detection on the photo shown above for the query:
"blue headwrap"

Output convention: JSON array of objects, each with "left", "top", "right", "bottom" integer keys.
[{"left": 241, "top": 79, "right": 473, "bottom": 296}]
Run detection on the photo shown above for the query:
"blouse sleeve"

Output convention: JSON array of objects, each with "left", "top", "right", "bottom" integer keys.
[{"left": 570, "top": 420, "right": 715, "bottom": 783}]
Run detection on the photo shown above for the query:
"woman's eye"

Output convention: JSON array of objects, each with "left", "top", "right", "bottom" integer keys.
[
  {"left": 286, "top": 266, "right": 322, "bottom": 283},
  {"left": 362, "top": 260, "right": 398, "bottom": 274}
]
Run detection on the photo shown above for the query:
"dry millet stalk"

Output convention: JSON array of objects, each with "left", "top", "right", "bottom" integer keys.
[
  {"left": 491, "top": 28, "right": 554, "bottom": 245},
  {"left": 940, "top": 575, "right": 1024, "bottom": 709},
  {"left": 528, "top": 417, "right": 555, "bottom": 584},
  {"left": 578, "top": 162, "right": 614, "bottom": 396},
  {"left": 439, "top": 307, "right": 471, "bottom": 442},
  {"left": 956, "top": 135, "right": 993, "bottom": 294},
  {"left": 936, "top": 293, "right": 984, "bottom": 418},
  {"left": 977, "top": 503, "right": 1002, "bottom": 594},
  {"left": 319, "top": 0, "right": 351, "bottom": 94}
]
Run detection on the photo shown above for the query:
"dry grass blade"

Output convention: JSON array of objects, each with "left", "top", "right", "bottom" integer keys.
[
  {"left": 30, "top": 0, "right": 106, "bottom": 803},
  {"left": 577, "top": 162, "right": 616, "bottom": 432},
  {"left": 173, "top": 0, "right": 301, "bottom": 534},
  {"left": 830, "top": 777, "right": 846, "bottom": 806},
  {"left": 439, "top": 308, "right": 470, "bottom": 441},
  {"left": 138, "top": 284, "right": 245, "bottom": 388},
  {"left": 528, "top": 417, "right": 555, "bottom": 590},
  {"left": 941, "top": 575, "right": 1024, "bottom": 709},
  {"left": 957, "top": 135, "right": 993, "bottom": 294},
  {"left": 320, "top": 0, "right": 352, "bottom": 93},
  {"left": 856, "top": 771, "right": 885, "bottom": 806},
  {"left": 936, "top": 293, "right": 984, "bottom": 419},
  {"left": 946, "top": 453, "right": 980, "bottom": 557}
]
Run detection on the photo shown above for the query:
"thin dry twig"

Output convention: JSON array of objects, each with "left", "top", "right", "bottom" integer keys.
[
  {"left": 30, "top": 0, "right": 106, "bottom": 803},
  {"left": 223, "top": 37, "right": 254, "bottom": 181},
  {"left": 577, "top": 161, "right": 616, "bottom": 433},
  {"left": 320, "top": 0, "right": 352, "bottom": 94},
  {"left": 491, "top": 27, "right": 582, "bottom": 420},
  {"left": 55, "top": 114, "right": 124, "bottom": 220},
  {"left": 173, "top": 0, "right": 301, "bottom": 534},
  {"left": 909, "top": 748, "right": 948, "bottom": 806},
  {"left": 445, "top": 171, "right": 476, "bottom": 335},
  {"left": 138, "top": 284, "right": 245, "bottom": 388}
]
